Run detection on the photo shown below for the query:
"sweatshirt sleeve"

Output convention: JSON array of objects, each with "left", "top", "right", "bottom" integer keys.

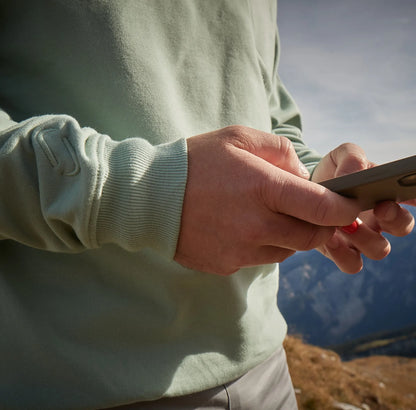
[
  {"left": 0, "top": 112, "right": 188, "bottom": 258},
  {"left": 269, "top": 31, "right": 322, "bottom": 175}
]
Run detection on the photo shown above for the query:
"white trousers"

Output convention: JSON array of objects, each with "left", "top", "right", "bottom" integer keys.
[{"left": 108, "top": 346, "right": 298, "bottom": 410}]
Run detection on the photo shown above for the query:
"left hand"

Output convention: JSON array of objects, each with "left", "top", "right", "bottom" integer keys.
[{"left": 312, "top": 143, "right": 415, "bottom": 274}]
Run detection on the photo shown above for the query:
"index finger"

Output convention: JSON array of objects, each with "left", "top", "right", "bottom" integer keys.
[{"left": 402, "top": 198, "right": 416, "bottom": 207}]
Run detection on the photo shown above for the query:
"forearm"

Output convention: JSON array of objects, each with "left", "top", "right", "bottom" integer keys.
[{"left": 0, "top": 113, "right": 188, "bottom": 256}]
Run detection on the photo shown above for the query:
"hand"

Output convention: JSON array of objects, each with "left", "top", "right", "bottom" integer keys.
[
  {"left": 174, "top": 126, "right": 361, "bottom": 275},
  {"left": 312, "top": 143, "right": 415, "bottom": 273}
]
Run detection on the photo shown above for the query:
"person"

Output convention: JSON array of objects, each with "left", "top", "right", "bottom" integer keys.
[{"left": 0, "top": 1, "right": 413, "bottom": 409}]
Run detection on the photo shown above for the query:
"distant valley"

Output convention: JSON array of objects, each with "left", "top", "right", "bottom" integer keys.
[{"left": 278, "top": 206, "right": 416, "bottom": 358}]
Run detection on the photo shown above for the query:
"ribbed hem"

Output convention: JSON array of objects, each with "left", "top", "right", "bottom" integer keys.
[{"left": 96, "top": 137, "right": 188, "bottom": 258}]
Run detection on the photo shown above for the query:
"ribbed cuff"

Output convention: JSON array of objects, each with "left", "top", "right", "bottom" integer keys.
[
  {"left": 96, "top": 137, "right": 188, "bottom": 258},
  {"left": 0, "top": 109, "right": 17, "bottom": 132}
]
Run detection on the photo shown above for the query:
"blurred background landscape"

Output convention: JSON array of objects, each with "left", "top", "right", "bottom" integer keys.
[
  {"left": 277, "top": 0, "right": 416, "bottom": 360},
  {"left": 278, "top": 0, "right": 416, "bottom": 164},
  {"left": 279, "top": 206, "right": 416, "bottom": 360},
  {"left": 276, "top": 1, "right": 416, "bottom": 407},
  {"left": 278, "top": 206, "right": 416, "bottom": 408}
]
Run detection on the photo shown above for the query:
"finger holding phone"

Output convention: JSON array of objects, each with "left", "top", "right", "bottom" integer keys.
[{"left": 312, "top": 143, "right": 415, "bottom": 273}]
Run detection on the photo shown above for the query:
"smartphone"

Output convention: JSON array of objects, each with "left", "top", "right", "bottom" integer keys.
[{"left": 319, "top": 155, "right": 416, "bottom": 210}]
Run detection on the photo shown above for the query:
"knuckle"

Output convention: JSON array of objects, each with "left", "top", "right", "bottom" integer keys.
[
  {"left": 313, "top": 193, "right": 333, "bottom": 225},
  {"left": 221, "top": 125, "right": 258, "bottom": 154},
  {"left": 301, "top": 226, "right": 334, "bottom": 251},
  {"left": 218, "top": 247, "right": 244, "bottom": 276},
  {"left": 277, "top": 135, "right": 292, "bottom": 153},
  {"left": 348, "top": 156, "right": 368, "bottom": 173},
  {"left": 311, "top": 189, "right": 358, "bottom": 227},
  {"left": 338, "top": 142, "right": 365, "bottom": 157},
  {"left": 275, "top": 249, "right": 296, "bottom": 263},
  {"left": 274, "top": 135, "right": 295, "bottom": 163},
  {"left": 346, "top": 264, "right": 364, "bottom": 275},
  {"left": 223, "top": 125, "right": 249, "bottom": 144},
  {"left": 373, "top": 241, "right": 391, "bottom": 260},
  {"left": 337, "top": 142, "right": 356, "bottom": 152},
  {"left": 334, "top": 143, "right": 369, "bottom": 174}
]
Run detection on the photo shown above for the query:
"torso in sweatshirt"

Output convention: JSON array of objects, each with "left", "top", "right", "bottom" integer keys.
[{"left": 0, "top": 1, "right": 320, "bottom": 408}]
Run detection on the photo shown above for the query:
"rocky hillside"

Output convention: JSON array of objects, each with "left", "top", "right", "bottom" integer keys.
[{"left": 284, "top": 336, "right": 416, "bottom": 410}]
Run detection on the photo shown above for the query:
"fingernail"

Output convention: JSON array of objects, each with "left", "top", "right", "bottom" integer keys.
[
  {"left": 299, "top": 161, "right": 310, "bottom": 178},
  {"left": 341, "top": 218, "right": 362, "bottom": 234}
]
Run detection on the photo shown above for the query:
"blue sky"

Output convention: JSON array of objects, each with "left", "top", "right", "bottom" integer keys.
[{"left": 277, "top": 0, "right": 416, "bottom": 164}]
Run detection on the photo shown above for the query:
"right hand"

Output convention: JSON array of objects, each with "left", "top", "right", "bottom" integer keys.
[{"left": 174, "top": 125, "right": 361, "bottom": 275}]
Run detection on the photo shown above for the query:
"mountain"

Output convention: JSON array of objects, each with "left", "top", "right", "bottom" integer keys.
[{"left": 278, "top": 207, "right": 416, "bottom": 355}]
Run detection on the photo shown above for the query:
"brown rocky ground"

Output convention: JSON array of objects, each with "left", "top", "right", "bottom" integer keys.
[{"left": 284, "top": 336, "right": 416, "bottom": 410}]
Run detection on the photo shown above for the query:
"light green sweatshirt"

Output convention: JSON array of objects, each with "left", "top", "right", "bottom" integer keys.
[{"left": 0, "top": 1, "right": 321, "bottom": 408}]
